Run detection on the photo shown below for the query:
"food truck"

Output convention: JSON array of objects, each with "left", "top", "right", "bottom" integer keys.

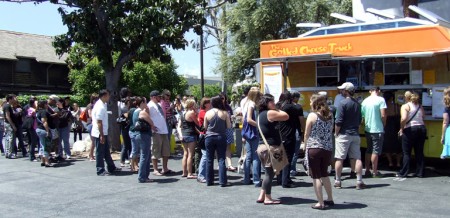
[{"left": 257, "top": 16, "right": 450, "bottom": 158}]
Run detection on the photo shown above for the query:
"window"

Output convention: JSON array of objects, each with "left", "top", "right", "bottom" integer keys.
[
  {"left": 316, "top": 60, "right": 339, "bottom": 87},
  {"left": 15, "top": 59, "right": 32, "bottom": 73},
  {"left": 384, "top": 58, "right": 410, "bottom": 85}
]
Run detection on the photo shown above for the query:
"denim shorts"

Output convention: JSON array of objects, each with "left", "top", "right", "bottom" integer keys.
[{"left": 182, "top": 135, "right": 197, "bottom": 143}]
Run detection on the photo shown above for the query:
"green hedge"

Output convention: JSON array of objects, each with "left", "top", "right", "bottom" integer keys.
[{"left": 16, "top": 94, "right": 89, "bottom": 107}]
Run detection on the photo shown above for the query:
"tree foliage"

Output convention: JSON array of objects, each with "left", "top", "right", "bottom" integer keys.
[
  {"left": 188, "top": 83, "right": 223, "bottom": 101},
  {"left": 218, "top": 0, "right": 352, "bottom": 83},
  {"left": 68, "top": 45, "right": 188, "bottom": 101},
  {"left": 42, "top": 0, "right": 205, "bottom": 150}
]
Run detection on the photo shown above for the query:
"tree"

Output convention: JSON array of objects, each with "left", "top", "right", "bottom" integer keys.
[
  {"left": 188, "top": 83, "right": 223, "bottom": 101},
  {"left": 10, "top": 0, "right": 206, "bottom": 150},
  {"left": 68, "top": 45, "right": 188, "bottom": 103},
  {"left": 218, "top": 0, "right": 352, "bottom": 83}
]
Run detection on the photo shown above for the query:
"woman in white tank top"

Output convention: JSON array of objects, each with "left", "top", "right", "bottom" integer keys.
[{"left": 398, "top": 91, "right": 426, "bottom": 178}]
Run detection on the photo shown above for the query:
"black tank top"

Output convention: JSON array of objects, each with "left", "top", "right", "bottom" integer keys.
[
  {"left": 258, "top": 110, "right": 281, "bottom": 145},
  {"left": 181, "top": 112, "right": 197, "bottom": 136}
]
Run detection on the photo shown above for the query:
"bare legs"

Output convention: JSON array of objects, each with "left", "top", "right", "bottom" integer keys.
[
  {"left": 226, "top": 143, "right": 236, "bottom": 171},
  {"left": 335, "top": 159, "right": 363, "bottom": 182},
  {"left": 365, "top": 153, "right": 379, "bottom": 175},
  {"left": 181, "top": 142, "right": 196, "bottom": 177},
  {"left": 312, "top": 177, "right": 333, "bottom": 207}
]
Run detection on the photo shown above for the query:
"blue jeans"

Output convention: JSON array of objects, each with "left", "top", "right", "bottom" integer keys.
[
  {"left": 36, "top": 128, "right": 49, "bottom": 158},
  {"left": 94, "top": 136, "right": 116, "bottom": 175},
  {"left": 244, "top": 137, "right": 261, "bottom": 185},
  {"left": 197, "top": 149, "right": 207, "bottom": 180},
  {"left": 0, "top": 130, "right": 4, "bottom": 154},
  {"left": 120, "top": 125, "right": 132, "bottom": 162},
  {"left": 129, "top": 131, "right": 140, "bottom": 158},
  {"left": 137, "top": 132, "right": 152, "bottom": 182},
  {"left": 291, "top": 132, "right": 302, "bottom": 172},
  {"left": 27, "top": 128, "right": 39, "bottom": 160},
  {"left": 58, "top": 126, "right": 71, "bottom": 157},
  {"left": 205, "top": 135, "right": 227, "bottom": 185}
]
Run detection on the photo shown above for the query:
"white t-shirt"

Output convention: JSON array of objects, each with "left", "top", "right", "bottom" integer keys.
[
  {"left": 242, "top": 100, "right": 255, "bottom": 117},
  {"left": 91, "top": 99, "right": 108, "bottom": 138},
  {"left": 148, "top": 101, "right": 168, "bottom": 134},
  {"left": 240, "top": 97, "right": 248, "bottom": 110}
]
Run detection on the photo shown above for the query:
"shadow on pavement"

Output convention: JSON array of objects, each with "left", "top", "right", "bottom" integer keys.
[
  {"left": 343, "top": 183, "right": 390, "bottom": 189},
  {"left": 113, "top": 171, "right": 135, "bottom": 176},
  {"left": 155, "top": 178, "right": 180, "bottom": 183},
  {"left": 333, "top": 202, "right": 368, "bottom": 210},
  {"left": 278, "top": 197, "right": 316, "bottom": 205}
]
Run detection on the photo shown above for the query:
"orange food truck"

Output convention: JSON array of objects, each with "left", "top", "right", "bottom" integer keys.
[{"left": 257, "top": 17, "right": 450, "bottom": 158}]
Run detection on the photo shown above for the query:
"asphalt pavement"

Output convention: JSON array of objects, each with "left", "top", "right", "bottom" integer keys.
[{"left": 1, "top": 133, "right": 450, "bottom": 218}]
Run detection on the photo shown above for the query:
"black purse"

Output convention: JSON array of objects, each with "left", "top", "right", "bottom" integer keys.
[
  {"left": 134, "top": 118, "right": 150, "bottom": 132},
  {"left": 197, "top": 134, "right": 206, "bottom": 150}
]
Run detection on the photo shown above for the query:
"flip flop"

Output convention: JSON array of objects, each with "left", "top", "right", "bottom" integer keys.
[
  {"left": 256, "top": 199, "right": 264, "bottom": 204},
  {"left": 161, "top": 170, "right": 174, "bottom": 175},
  {"left": 181, "top": 175, "right": 188, "bottom": 178},
  {"left": 187, "top": 175, "right": 197, "bottom": 179},
  {"left": 153, "top": 171, "right": 163, "bottom": 176},
  {"left": 264, "top": 200, "right": 281, "bottom": 205}
]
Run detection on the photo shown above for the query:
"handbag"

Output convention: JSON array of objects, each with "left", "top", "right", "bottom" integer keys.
[
  {"left": 256, "top": 115, "right": 288, "bottom": 175},
  {"left": 242, "top": 109, "right": 258, "bottom": 140},
  {"left": 134, "top": 119, "right": 150, "bottom": 132}
]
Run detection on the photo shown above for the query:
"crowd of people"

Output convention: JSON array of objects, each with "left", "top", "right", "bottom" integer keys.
[{"left": 1, "top": 83, "right": 450, "bottom": 209}]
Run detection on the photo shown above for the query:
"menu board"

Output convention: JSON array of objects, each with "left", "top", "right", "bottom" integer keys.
[
  {"left": 262, "top": 65, "right": 283, "bottom": 103},
  {"left": 432, "top": 87, "right": 446, "bottom": 118}
]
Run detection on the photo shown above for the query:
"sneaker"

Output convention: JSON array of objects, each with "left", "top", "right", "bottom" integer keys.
[
  {"left": 290, "top": 170, "right": 298, "bottom": 177},
  {"left": 356, "top": 182, "right": 366, "bottom": 190},
  {"left": 124, "top": 160, "right": 130, "bottom": 164},
  {"left": 334, "top": 181, "right": 342, "bottom": 189},
  {"left": 98, "top": 171, "right": 111, "bottom": 176},
  {"left": 66, "top": 156, "right": 71, "bottom": 160},
  {"left": 56, "top": 156, "right": 65, "bottom": 162},
  {"left": 9, "top": 154, "right": 17, "bottom": 159},
  {"left": 364, "top": 170, "right": 372, "bottom": 178}
]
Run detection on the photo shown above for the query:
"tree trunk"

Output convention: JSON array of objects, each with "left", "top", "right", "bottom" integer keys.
[
  {"left": 403, "top": 0, "right": 419, "bottom": 18},
  {"left": 106, "top": 68, "right": 121, "bottom": 151}
]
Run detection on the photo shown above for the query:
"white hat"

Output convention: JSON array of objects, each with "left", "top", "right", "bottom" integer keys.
[
  {"left": 49, "top": 94, "right": 59, "bottom": 100},
  {"left": 318, "top": 91, "right": 327, "bottom": 96},
  {"left": 337, "top": 82, "right": 355, "bottom": 91}
]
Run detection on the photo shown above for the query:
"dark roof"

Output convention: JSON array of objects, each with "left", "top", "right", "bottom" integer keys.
[{"left": 0, "top": 30, "right": 67, "bottom": 64}]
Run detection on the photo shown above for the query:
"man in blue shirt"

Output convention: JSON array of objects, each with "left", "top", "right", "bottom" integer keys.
[{"left": 334, "top": 82, "right": 365, "bottom": 190}]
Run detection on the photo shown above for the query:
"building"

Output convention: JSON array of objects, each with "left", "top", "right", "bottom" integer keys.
[
  {"left": 0, "top": 30, "right": 70, "bottom": 96},
  {"left": 257, "top": 5, "right": 450, "bottom": 158}
]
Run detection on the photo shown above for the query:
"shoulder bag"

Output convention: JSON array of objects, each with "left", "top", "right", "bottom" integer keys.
[
  {"left": 242, "top": 104, "right": 258, "bottom": 140},
  {"left": 256, "top": 115, "right": 288, "bottom": 175}
]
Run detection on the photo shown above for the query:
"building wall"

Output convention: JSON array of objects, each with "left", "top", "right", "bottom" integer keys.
[
  {"left": 412, "top": 54, "right": 450, "bottom": 84},
  {"left": 0, "top": 59, "right": 70, "bottom": 95},
  {"left": 286, "top": 62, "right": 316, "bottom": 88}
]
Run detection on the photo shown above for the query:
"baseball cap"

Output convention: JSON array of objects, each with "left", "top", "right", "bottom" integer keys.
[
  {"left": 150, "top": 90, "right": 161, "bottom": 97},
  {"left": 318, "top": 91, "right": 328, "bottom": 96},
  {"left": 337, "top": 82, "right": 355, "bottom": 91}
]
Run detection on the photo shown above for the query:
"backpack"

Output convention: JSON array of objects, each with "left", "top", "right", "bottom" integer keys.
[{"left": 80, "top": 109, "right": 88, "bottom": 122}]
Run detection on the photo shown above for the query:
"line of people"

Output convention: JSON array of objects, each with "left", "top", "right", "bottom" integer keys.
[{"left": 1, "top": 94, "right": 80, "bottom": 166}]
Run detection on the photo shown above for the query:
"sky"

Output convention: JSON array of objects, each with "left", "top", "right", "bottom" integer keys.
[{"left": 0, "top": 1, "right": 219, "bottom": 78}]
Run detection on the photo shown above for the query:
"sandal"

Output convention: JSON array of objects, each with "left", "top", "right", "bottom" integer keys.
[
  {"left": 153, "top": 171, "right": 163, "bottom": 176},
  {"left": 161, "top": 169, "right": 174, "bottom": 175},
  {"left": 227, "top": 166, "right": 237, "bottom": 172},
  {"left": 187, "top": 175, "right": 197, "bottom": 179},
  {"left": 256, "top": 199, "right": 264, "bottom": 204},
  {"left": 264, "top": 200, "right": 281, "bottom": 205},
  {"left": 311, "top": 204, "right": 326, "bottom": 210}
]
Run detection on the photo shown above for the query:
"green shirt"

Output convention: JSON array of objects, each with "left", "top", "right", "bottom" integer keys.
[{"left": 361, "top": 95, "right": 386, "bottom": 133}]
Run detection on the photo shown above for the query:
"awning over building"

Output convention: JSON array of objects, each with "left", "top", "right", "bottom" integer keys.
[{"left": 260, "top": 19, "right": 450, "bottom": 62}]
